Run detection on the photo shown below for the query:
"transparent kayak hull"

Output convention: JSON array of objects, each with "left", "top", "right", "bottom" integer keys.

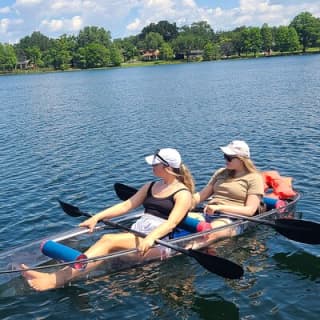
[{"left": 0, "top": 194, "right": 300, "bottom": 296}]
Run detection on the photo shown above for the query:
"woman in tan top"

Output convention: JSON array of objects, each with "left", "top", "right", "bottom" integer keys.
[{"left": 193, "top": 140, "right": 264, "bottom": 237}]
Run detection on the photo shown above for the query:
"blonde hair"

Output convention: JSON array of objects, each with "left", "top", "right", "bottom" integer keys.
[
  {"left": 240, "top": 157, "right": 260, "bottom": 173},
  {"left": 224, "top": 157, "right": 260, "bottom": 178},
  {"left": 172, "top": 163, "right": 195, "bottom": 193}
]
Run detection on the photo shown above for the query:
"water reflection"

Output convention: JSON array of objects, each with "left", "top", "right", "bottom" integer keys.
[
  {"left": 273, "top": 251, "right": 320, "bottom": 280},
  {"left": 192, "top": 295, "right": 239, "bottom": 320},
  {"left": 59, "top": 256, "right": 238, "bottom": 319}
]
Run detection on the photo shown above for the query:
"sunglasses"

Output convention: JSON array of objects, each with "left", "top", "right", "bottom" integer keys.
[
  {"left": 154, "top": 149, "right": 170, "bottom": 167},
  {"left": 224, "top": 154, "right": 238, "bottom": 162}
]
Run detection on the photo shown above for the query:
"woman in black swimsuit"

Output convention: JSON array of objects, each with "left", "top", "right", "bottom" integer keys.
[{"left": 22, "top": 148, "right": 195, "bottom": 291}]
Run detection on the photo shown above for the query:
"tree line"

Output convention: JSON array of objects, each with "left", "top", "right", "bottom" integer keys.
[{"left": 0, "top": 11, "right": 319, "bottom": 72}]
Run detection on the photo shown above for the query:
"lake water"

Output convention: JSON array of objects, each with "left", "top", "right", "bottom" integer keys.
[{"left": 0, "top": 55, "right": 319, "bottom": 319}]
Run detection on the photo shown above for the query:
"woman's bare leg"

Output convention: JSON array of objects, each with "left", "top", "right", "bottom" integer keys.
[
  {"left": 21, "top": 232, "right": 140, "bottom": 291},
  {"left": 205, "top": 219, "right": 234, "bottom": 243}
]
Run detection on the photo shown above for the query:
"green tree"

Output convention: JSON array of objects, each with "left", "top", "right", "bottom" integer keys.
[
  {"left": 58, "top": 34, "right": 78, "bottom": 68},
  {"left": 290, "top": 12, "right": 320, "bottom": 52},
  {"left": 144, "top": 32, "right": 164, "bottom": 50},
  {"left": 110, "top": 44, "right": 123, "bottom": 66},
  {"left": 114, "top": 36, "right": 139, "bottom": 62},
  {"left": 83, "top": 43, "right": 111, "bottom": 68},
  {"left": 240, "top": 28, "right": 251, "bottom": 55},
  {"left": 219, "top": 39, "right": 235, "bottom": 57},
  {"left": 190, "top": 21, "right": 214, "bottom": 43},
  {"left": 0, "top": 43, "right": 17, "bottom": 71},
  {"left": 172, "top": 32, "right": 197, "bottom": 58},
  {"left": 44, "top": 48, "right": 71, "bottom": 70},
  {"left": 275, "top": 26, "right": 300, "bottom": 52},
  {"left": 215, "top": 30, "right": 238, "bottom": 56},
  {"left": 275, "top": 26, "right": 287, "bottom": 51},
  {"left": 179, "top": 21, "right": 215, "bottom": 50},
  {"left": 77, "top": 26, "right": 112, "bottom": 47},
  {"left": 42, "top": 36, "right": 73, "bottom": 70},
  {"left": 14, "top": 31, "right": 52, "bottom": 63},
  {"left": 287, "top": 27, "right": 301, "bottom": 51},
  {"left": 72, "top": 47, "right": 86, "bottom": 69},
  {"left": 240, "top": 27, "right": 262, "bottom": 56},
  {"left": 172, "top": 21, "right": 215, "bottom": 59},
  {"left": 16, "top": 31, "right": 52, "bottom": 52},
  {"left": 250, "top": 27, "right": 262, "bottom": 56},
  {"left": 261, "top": 23, "right": 273, "bottom": 54},
  {"left": 231, "top": 27, "right": 246, "bottom": 56},
  {"left": 140, "top": 21, "right": 178, "bottom": 42},
  {"left": 55, "top": 50, "right": 72, "bottom": 70},
  {"left": 160, "top": 42, "right": 174, "bottom": 60},
  {"left": 174, "top": 21, "right": 214, "bottom": 53},
  {"left": 122, "top": 41, "right": 138, "bottom": 61},
  {"left": 203, "top": 42, "right": 220, "bottom": 60},
  {"left": 25, "top": 46, "right": 43, "bottom": 67}
]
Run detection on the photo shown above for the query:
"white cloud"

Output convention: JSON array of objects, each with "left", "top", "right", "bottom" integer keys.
[
  {"left": 184, "top": 0, "right": 320, "bottom": 31},
  {"left": 70, "top": 15, "right": 83, "bottom": 31},
  {"left": 126, "top": 18, "right": 141, "bottom": 32},
  {"left": 49, "top": 0, "right": 97, "bottom": 12},
  {"left": 41, "top": 19, "right": 63, "bottom": 32},
  {"left": 51, "top": 1, "right": 80, "bottom": 11},
  {"left": 143, "top": 0, "right": 174, "bottom": 14},
  {"left": 182, "top": 0, "right": 196, "bottom": 8},
  {"left": 239, "top": 0, "right": 272, "bottom": 13},
  {"left": 0, "top": 17, "right": 23, "bottom": 44},
  {"left": 235, "top": 0, "right": 284, "bottom": 26},
  {"left": 0, "top": 6, "right": 11, "bottom": 14},
  {"left": 1, "top": 0, "right": 320, "bottom": 43},
  {"left": 41, "top": 15, "right": 83, "bottom": 33},
  {"left": 129, "top": 0, "right": 177, "bottom": 30},
  {"left": 0, "top": 18, "right": 10, "bottom": 33},
  {"left": 125, "top": 0, "right": 320, "bottom": 36},
  {"left": 145, "top": 0, "right": 172, "bottom": 8},
  {"left": 16, "top": 0, "right": 43, "bottom": 5}
]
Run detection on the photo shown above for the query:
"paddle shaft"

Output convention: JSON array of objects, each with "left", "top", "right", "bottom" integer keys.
[
  {"left": 219, "top": 211, "right": 289, "bottom": 232},
  {"left": 81, "top": 211, "right": 191, "bottom": 255},
  {"left": 214, "top": 212, "right": 277, "bottom": 227}
]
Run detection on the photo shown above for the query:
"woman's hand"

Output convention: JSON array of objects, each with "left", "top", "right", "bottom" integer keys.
[
  {"left": 138, "top": 236, "right": 156, "bottom": 256},
  {"left": 203, "top": 204, "right": 221, "bottom": 215},
  {"left": 79, "top": 216, "right": 99, "bottom": 232}
]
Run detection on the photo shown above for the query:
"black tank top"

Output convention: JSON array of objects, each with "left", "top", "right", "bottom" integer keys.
[{"left": 143, "top": 181, "right": 189, "bottom": 219}]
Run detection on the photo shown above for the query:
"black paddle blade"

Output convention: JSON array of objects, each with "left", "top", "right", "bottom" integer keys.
[
  {"left": 58, "top": 200, "right": 84, "bottom": 218},
  {"left": 274, "top": 219, "right": 320, "bottom": 245},
  {"left": 188, "top": 249, "right": 244, "bottom": 279},
  {"left": 114, "top": 183, "right": 137, "bottom": 201}
]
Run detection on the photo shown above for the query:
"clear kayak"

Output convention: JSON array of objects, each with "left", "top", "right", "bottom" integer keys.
[{"left": 0, "top": 193, "right": 301, "bottom": 296}]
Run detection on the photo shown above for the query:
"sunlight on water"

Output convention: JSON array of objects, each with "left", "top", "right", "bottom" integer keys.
[{"left": 0, "top": 55, "right": 319, "bottom": 319}]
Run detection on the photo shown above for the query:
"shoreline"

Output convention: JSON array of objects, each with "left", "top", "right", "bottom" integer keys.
[{"left": 1, "top": 50, "right": 319, "bottom": 76}]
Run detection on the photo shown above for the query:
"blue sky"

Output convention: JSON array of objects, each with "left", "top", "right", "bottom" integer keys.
[{"left": 1, "top": 0, "right": 319, "bottom": 44}]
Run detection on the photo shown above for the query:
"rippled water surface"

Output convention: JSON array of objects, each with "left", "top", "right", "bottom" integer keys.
[{"left": 0, "top": 55, "right": 319, "bottom": 319}]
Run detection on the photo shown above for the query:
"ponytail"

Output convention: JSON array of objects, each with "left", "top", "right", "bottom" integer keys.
[{"left": 173, "top": 163, "right": 195, "bottom": 193}]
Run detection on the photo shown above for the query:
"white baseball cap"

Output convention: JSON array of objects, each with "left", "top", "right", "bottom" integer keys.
[
  {"left": 145, "top": 148, "right": 182, "bottom": 168},
  {"left": 220, "top": 140, "right": 250, "bottom": 158}
]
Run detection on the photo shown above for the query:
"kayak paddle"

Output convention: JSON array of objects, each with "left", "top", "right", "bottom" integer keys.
[
  {"left": 220, "top": 212, "right": 320, "bottom": 245},
  {"left": 114, "top": 182, "right": 137, "bottom": 200},
  {"left": 114, "top": 183, "right": 320, "bottom": 245},
  {"left": 58, "top": 200, "right": 244, "bottom": 280}
]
